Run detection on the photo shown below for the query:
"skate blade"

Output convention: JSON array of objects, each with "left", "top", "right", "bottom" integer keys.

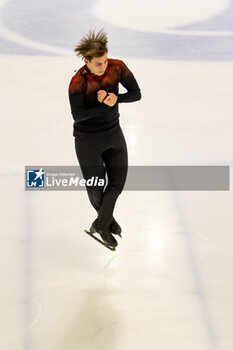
[
  {"left": 112, "top": 232, "right": 122, "bottom": 238},
  {"left": 84, "top": 230, "right": 116, "bottom": 251}
]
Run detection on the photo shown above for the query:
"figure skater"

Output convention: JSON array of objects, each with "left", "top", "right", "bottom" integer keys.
[{"left": 68, "top": 29, "right": 141, "bottom": 248}]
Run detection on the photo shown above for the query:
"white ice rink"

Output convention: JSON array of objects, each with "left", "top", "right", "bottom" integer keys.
[{"left": 1, "top": 0, "right": 233, "bottom": 349}]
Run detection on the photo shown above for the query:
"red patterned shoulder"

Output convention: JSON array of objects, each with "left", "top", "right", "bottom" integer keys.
[{"left": 69, "top": 70, "right": 86, "bottom": 94}]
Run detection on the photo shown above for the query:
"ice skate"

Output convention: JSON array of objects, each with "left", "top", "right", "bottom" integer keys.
[
  {"left": 91, "top": 218, "right": 122, "bottom": 237},
  {"left": 97, "top": 228, "right": 118, "bottom": 248},
  {"left": 110, "top": 218, "right": 122, "bottom": 238},
  {"left": 84, "top": 219, "right": 118, "bottom": 251}
]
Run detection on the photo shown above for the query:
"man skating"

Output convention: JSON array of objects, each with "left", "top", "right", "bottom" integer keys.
[{"left": 68, "top": 29, "right": 141, "bottom": 249}]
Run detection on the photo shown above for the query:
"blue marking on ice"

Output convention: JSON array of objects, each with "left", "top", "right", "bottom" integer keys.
[{"left": 1, "top": 0, "right": 233, "bottom": 59}]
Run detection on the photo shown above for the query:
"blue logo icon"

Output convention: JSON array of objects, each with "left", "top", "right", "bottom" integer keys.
[{"left": 26, "top": 168, "right": 45, "bottom": 188}]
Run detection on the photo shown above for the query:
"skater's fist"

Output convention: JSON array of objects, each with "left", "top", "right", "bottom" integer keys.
[
  {"left": 97, "top": 90, "right": 108, "bottom": 103},
  {"left": 103, "top": 92, "right": 118, "bottom": 107}
]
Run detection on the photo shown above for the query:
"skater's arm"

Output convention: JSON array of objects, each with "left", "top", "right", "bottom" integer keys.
[
  {"left": 68, "top": 74, "right": 111, "bottom": 122},
  {"left": 68, "top": 91, "right": 111, "bottom": 122},
  {"left": 117, "top": 60, "right": 141, "bottom": 103}
]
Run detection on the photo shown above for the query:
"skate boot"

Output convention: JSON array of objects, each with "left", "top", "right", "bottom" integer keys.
[
  {"left": 89, "top": 219, "right": 118, "bottom": 248},
  {"left": 89, "top": 219, "right": 98, "bottom": 234},
  {"left": 97, "top": 228, "right": 118, "bottom": 248},
  {"left": 110, "top": 218, "right": 122, "bottom": 237}
]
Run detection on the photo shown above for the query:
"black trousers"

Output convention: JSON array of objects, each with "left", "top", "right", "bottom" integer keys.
[{"left": 74, "top": 122, "right": 128, "bottom": 230}]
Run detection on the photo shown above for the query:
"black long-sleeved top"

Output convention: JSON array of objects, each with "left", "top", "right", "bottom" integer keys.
[{"left": 68, "top": 58, "right": 141, "bottom": 134}]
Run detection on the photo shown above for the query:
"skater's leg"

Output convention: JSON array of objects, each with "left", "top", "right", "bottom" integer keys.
[
  {"left": 74, "top": 136, "right": 106, "bottom": 211},
  {"left": 75, "top": 125, "right": 127, "bottom": 237},
  {"left": 97, "top": 128, "right": 128, "bottom": 229}
]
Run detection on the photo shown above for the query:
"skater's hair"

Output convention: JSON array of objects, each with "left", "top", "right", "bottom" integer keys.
[{"left": 74, "top": 29, "right": 108, "bottom": 61}]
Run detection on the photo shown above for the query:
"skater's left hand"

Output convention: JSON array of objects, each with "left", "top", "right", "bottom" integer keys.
[
  {"left": 97, "top": 90, "right": 108, "bottom": 103},
  {"left": 102, "top": 92, "right": 118, "bottom": 107}
]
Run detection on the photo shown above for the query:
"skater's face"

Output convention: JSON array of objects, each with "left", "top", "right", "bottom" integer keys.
[{"left": 85, "top": 52, "right": 108, "bottom": 76}]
